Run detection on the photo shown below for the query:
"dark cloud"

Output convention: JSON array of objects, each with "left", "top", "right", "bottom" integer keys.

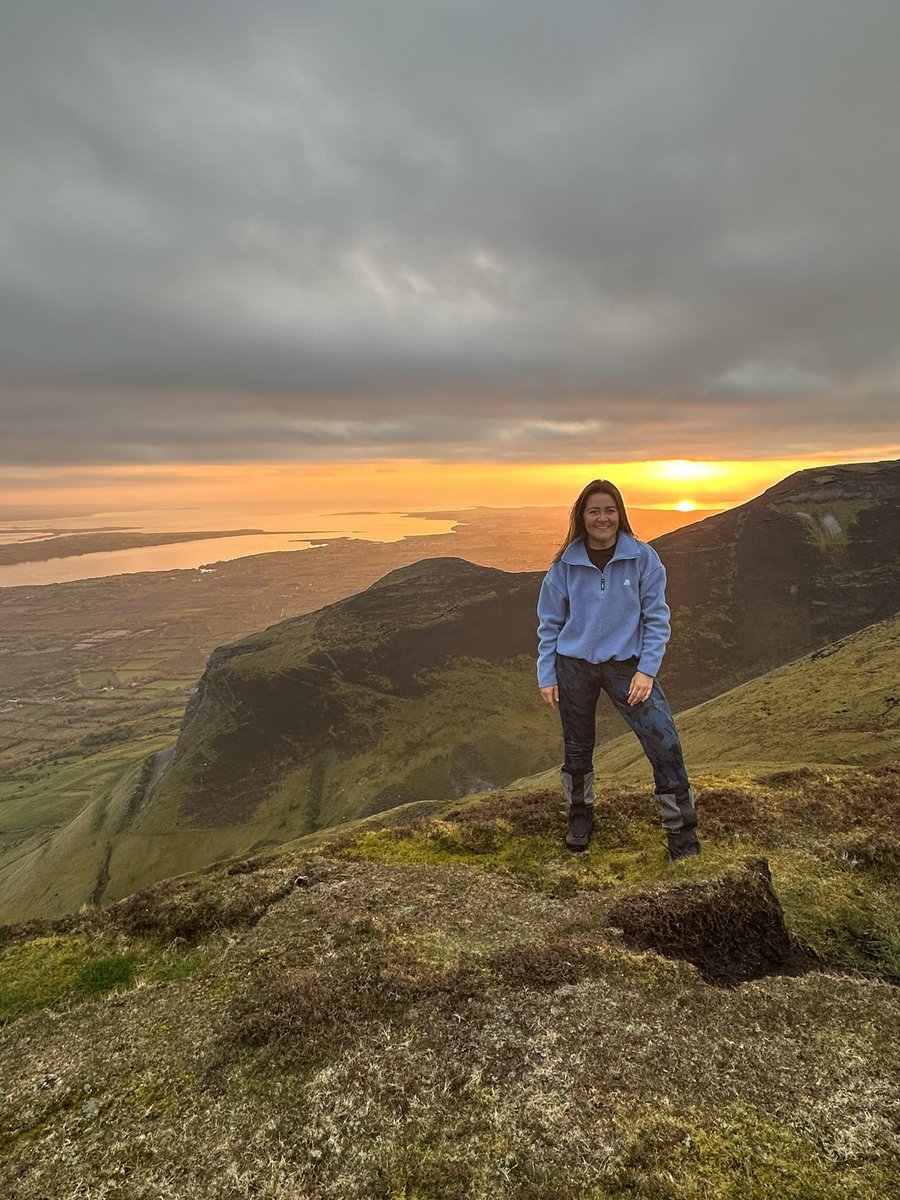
[{"left": 2, "top": 0, "right": 899, "bottom": 464}]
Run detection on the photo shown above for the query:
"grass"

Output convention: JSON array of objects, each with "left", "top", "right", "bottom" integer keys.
[
  {"left": 1, "top": 760, "right": 899, "bottom": 1197},
  {"left": 0, "top": 731, "right": 174, "bottom": 835},
  {"left": 0, "top": 790, "right": 898, "bottom": 1197},
  {"left": 334, "top": 767, "right": 900, "bottom": 983},
  {"left": 152, "top": 654, "right": 560, "bottom": 832},
  {"left": 596, "top": 1104, "right": 898, "bottom": 1200},
  {"left": 0, "top": 931, "right": 213, "bottom": 1023},
  {"left": 773, "top": 848, "right": 900, "bottom": 980},
  {"left": 364, "top": 1102, "right": 900, "bottom": 1199},
  {"left": 599, "top": 612, "right": 900, "bottom": 781},
  {"left": 0, "top": 853, "right": 298, "bottom": 1026}
]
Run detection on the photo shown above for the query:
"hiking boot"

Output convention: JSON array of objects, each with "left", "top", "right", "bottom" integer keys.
[
  {"left": 561, "top": 768, "right": 597, "bottom": 852},
  {"left": 666, "top": 827, "right": 701, "bottom": 862},
  {"left": 566, "top": 802, "right": 596, "bottom": 851},
  {"left": 657, "top": 787, "right": 701, "bottom": 861}
]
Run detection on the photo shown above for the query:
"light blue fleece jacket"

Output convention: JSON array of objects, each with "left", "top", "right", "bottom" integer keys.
[{"left": 536, "top": 531, "right": 671, "bottom": 688}]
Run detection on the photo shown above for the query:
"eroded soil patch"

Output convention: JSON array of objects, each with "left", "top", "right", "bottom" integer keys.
[{"left": 608, "top": 858, "right": 820, "bottom": 987}]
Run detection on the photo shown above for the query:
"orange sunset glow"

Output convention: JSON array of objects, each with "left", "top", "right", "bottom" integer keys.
[{"left": 2, "top": 451, "right": 894, "bottom": 518}]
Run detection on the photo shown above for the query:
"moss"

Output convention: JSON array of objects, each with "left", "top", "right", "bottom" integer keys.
[
  {"left": 0, "top": 1088, "right": 94, "bottom": 1157},
  {"left": 336, "top": 811, "right": 697, "bottom": 896},
  {"left": 118, "top": 1081, "right": 178, "bottom": 1117},
  {"left": 373, "top": 1127, "right": 506, "bottom": 1199},
  {"left": 0, "top": 926, "right": 219, "bottom": 1024},
  {"left": 770, "top": 848, "right": 900, "bottom": 980},
  {"left": 603, "top": 1104, "right": 900, "bottom": 1200},
  {"left": 0, "top": 935, "right": 92, "bottom": 1020}
]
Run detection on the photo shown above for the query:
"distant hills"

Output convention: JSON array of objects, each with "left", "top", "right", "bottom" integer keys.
[
  {"left": 657, "top": 458, "right": 900, "bottom": 707},
  {"left": 0, "top": 458, "right": 898, "bottom": 921},
  {"left": 0, "top": 560, "right": 557, "bottom": 920}
]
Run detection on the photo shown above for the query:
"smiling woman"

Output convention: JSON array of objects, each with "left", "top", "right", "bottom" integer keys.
[{"left": 536, "top": 478, "right": 700, "bottom": 861}]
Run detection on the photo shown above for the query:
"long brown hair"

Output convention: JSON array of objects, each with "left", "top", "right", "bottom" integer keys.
[{"left": 552, "top": 479, "right": 635, "bottom": 561}]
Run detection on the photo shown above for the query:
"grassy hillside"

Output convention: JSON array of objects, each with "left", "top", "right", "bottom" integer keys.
[
  {"left": 1, "top": 763, "right": 898, "bottom": 1198},
  {"left": 3, "top": 592, "right": 899, "bottom": 928},
  {"left": 0, "top": 503, "right": 576, "bottom": 776}
]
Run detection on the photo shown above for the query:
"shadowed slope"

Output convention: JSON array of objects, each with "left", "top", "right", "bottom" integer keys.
[{"left": 152, "top": 557, "right": 547, "bottom": 827}]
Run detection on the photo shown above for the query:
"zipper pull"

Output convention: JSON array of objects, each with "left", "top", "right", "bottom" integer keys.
[{"left": 600, "top": 573, "right": 605, "bottom": 591}]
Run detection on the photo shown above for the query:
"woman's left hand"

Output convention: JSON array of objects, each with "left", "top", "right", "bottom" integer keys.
[{"left": 627, "top": 670, "right": 654, "bottom": 705}]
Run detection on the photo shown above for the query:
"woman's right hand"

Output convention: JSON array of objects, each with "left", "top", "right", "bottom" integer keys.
[{"left": 540, "top": 685, "right": 559, "bottom": 709}]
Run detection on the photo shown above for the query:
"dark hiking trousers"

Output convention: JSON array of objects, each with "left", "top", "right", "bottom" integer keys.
[{"left": 555, "top": 652, "right": 696, "bottom": 834}]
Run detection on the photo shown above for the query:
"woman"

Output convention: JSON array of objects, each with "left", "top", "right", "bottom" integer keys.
[{"left": 536, "top": 479, "right": 700, "bottom": 860}]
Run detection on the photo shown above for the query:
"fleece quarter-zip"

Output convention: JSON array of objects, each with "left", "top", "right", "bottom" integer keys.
[{"left": 536, "top": 531, "right": 671, "bottom": 688}]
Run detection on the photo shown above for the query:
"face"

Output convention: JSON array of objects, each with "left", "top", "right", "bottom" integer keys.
[{"left": 582, "top": 491, "right": 620, "bottom": 547}]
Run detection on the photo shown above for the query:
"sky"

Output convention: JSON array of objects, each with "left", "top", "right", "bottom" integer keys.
[{"left": 2, "top": 1, "right": 899, "bottom": 510}]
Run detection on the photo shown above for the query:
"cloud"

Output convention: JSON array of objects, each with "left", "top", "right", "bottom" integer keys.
[
  {"left": 2, "top": 1, "right": 900, "bottom": 464},
  {"left": 711, "top": 362, "right": 832, "bottom": 397}
]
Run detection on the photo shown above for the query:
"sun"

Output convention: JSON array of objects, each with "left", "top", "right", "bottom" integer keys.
[
  {"left": 658, "top": 460, "right": 721, "bottom": 483},
  {"left": 675, "top": 499, "right": 696, "bottom": 512}
]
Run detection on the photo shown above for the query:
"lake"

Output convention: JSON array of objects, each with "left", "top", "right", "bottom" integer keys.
[{"left": 0, "top": 507, "right": 459, "bottom": 587}]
